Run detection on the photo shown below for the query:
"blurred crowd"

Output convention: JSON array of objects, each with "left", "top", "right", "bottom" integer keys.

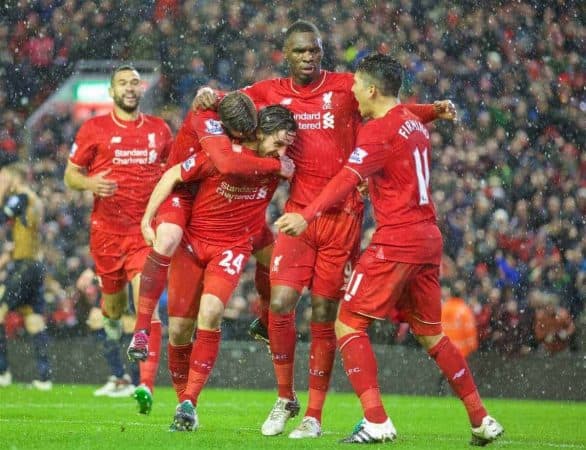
[{"left": 0, "top": 0, "right": 583, "bottom": 357}]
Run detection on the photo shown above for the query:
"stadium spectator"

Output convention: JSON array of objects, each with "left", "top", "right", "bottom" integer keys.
[
  {"left": 441, "top": 281, "right": 478, "bottom": 359},
  {"left": 534, "top": 293, "right": 576, "bottom": 355},
  {"left": 63, "top": 64, "right": 173, "bottom": 414}
]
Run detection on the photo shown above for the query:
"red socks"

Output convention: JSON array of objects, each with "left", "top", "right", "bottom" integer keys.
[
  {"left": 168, "top": 342, "right": 193, "bottom": 400},
  {"left": 135, "top": 250, "right": 171, "bottom": 333},
  {"left": 181, "top": 329, "right": 221, "bottom": 405},
  {"left": 255, "top": 263, "right": 271, "bottom": 327},
  {"left": 268, "top": 310, "right": 297, "bottom": 399},
  {"left": 305, "top": 322, "right": 336, "bottom": 422},
  {"left": 428, "top": 336, "right": 487, "bottom": 427},
  {"left": 139, "top": 321, "right": 161, "bottom": 391},
  {"left": 338, "top": 332, "right": 387, "bottom": 423}
]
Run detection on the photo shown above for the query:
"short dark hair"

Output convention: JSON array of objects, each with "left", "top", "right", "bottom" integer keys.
[
  {"left": 356, "top": 54, "right": 403, "bottom": 97},
  {"left": 110, "top": 64, "right": 139, "bottom": 85},
  {"left": 285, "top": 20, "right": 321, "bottom": 42},
  {"left": 218, "top": 92, "right": 258, "bottom": 136},
  {"left": 258, "top": 105, "right": 297, "bottom": 136}
]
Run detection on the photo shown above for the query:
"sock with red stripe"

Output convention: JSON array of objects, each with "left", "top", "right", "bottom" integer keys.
[
  {"left": 168, "top": 342, "right": 193, "bottom": 400},
  {"left": 139, "top": 321, "right": 162, "bottom": 392},
  {"left": 268, "top": 310, "right": 297, "bottom": 400},
  {"left": 181, "top": 329, "right": 221, "bottom": 405},
  {"left": 428, "top": 336, "right": 487, "bottom": 427},
  {"left": 338, "top": 332, "right": 387, "bottom": 424},
  {"left": 305, "top": 322, "right": 336, "bottom": 422},
  {"left": 135, "top": 250, "right": 171, "bottom": 333}
]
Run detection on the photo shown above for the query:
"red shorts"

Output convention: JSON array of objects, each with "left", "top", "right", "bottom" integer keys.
[
  {"left": 338, "top": 245, "right": 442, "bottom": 336},
  {"left": 270, "top": 209, "right": 361, "bottom": 300},
  {"left": 167, "top": 240, "right": 252, "bottom": 319},
  {"left": 89, "top": 228, "right": 150, "bottom": 294},
  {"left": 154, "top": 187, "right": 194, "bottom": 229},
  {"left": 251, "top": 224, "right": 275, "bottom": 253}
]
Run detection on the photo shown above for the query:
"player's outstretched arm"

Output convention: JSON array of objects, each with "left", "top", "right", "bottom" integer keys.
[
  {"left": 275, "top": 167, "right": 360, "bottom": 236},
  {"left": 141, "top": 164, "right": 182, "bottom": 246},
  {"left": 64, "top": 161, "right": 117, "bottom": 197}
]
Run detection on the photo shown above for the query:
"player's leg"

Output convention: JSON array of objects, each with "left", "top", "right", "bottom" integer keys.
[
  {"left": 27, "top": 261, "right": 51, "bottom": 390},
  {"left": 131, "top": 191, "right": 191, "bottom": 353},
  {"left": 175, "top": 244, "right": 250, "bottom": 432},
  {"left": 249, "top": 232, "right": 274, "bottom": 344},
  {"left": 166, "top": 245, "right": 202, "bottom": 403},
  {"left": 263, "top": 231, "right": 314, "bottom": 436},
  {"left": 133, "top": 222, "right": 181, "bottom": 335},
  {"left": 290, "top": 211, "right": 361, "bottom": 438},
  {"left": 335, "top": 251, "right": 400, "bottom": 443},
  {"left": 408, "top": 265, "right": 503, "bottom": 445}
]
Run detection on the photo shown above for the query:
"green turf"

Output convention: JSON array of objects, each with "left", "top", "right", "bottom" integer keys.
[{"left": 1, "top": 385, "right": 584, "bottom": 449}]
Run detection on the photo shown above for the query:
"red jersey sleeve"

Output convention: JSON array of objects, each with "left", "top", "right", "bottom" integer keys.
[
  {"left": 301, "top": 168, "right": 361, "bottom": 222},
  {"left": 69, "top": 121, "right": 97, "bottom": 168},
  {"left": 404, "top": 104, "right": 436, "bottom": 124},
  {"left": 193, "top": 112, "right": 280, "bottom": 176},
  {"left": 179, "top": 153, "right": 216, "bottom": 182}
]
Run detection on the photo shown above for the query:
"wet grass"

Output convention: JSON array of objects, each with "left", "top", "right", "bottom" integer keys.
[{"left": 1, "top": 385, "right": 584, "bottom": 449}]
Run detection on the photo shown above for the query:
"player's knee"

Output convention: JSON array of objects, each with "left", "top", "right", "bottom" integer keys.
[
  {"left": 121, "top": 314, "right": 135, "bottom": 334},
  {"left": 310, "top": 297, "right": 338, "bottom": 322},
  {"left": 25, "top": 313, "right": 46, "bottom": 334},
  {"left": 415, "top": 333, "right": 444, "bottom": 351},
  {"left": 197, "top": 304, "right": 223, "bottom": 329},
  {"left": 168, "top": 319, "right": 193, "bottom": 345},
  {"left": 101, "top": 293, "right": 126, "bottom": 320},
  {"left": 155, "top": 224, "right": 182, "bottom": 256},
  {"left": 269, "top": 292, "right": 297, "bottom": 314}
]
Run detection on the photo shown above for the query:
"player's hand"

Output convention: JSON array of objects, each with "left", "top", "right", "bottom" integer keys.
[
  {"left": 434, "top": 100, "right": 457, "bottom": 121},
  {"left": 357, "top": 179, "right": 369, "bottom": 198},
  {"left": 90, "top": 169, "right": 117, "bottom": 197},
  {"left": 141, "top": 218, "right": 156, "bottom": 246},
  {"left": 275, "top": 212, "right": 308, "bottom": 236},
  {"left": 192, "top": 87, "right": 218, "bottom": 111},
  {"left": 279, "top": 155, "right": 295, "bottom": 179}
]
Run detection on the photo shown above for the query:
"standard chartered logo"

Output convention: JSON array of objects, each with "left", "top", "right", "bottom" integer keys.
[{"left": 322, "top": 112, "right": 335, "bottom": 129}]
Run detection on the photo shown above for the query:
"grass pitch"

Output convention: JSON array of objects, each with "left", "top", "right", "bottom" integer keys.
[{"left": 1, "top": 385, "right": 584, "bottom": 449}]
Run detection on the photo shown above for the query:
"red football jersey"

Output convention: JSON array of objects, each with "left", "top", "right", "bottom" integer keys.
[
  {"left": 242, "top": 71, "right": 362, "bottom": 211},
  {"left": 179, "top": 145, "right": 280, "bottom": 246},
  {"left": 301, "top": 104, "right": 442, "bottom": 264},
  {"left": 345, "top": 104, "right": 442, "bottom": 264},
  {"left": 70, "top": 112, "right": 172, "bottom": 234}
]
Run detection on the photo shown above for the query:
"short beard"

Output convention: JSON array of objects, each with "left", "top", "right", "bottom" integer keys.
[{"left": 114, "top": 97, "right": 139, "bottom": 113}]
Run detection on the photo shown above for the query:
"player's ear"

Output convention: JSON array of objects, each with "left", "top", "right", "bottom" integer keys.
[{"left": 108, "top": 86, "right": 114, "bottom": 99}]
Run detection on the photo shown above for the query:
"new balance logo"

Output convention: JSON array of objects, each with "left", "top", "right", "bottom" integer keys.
[
  {"left": 322, "top": 112, "right": 334, "bottom": 129},
  {"left": 452, "top": 368, "right": 466, "bottom": 380}
]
